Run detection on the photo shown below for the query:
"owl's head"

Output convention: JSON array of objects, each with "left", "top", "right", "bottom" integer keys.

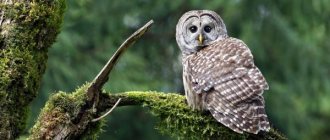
[{"left": 176, "top": 10, "right": 227, "bottom": 54}]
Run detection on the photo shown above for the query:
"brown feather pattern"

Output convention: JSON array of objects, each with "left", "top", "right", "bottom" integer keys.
[{"left": 182, "top": 37, "right": 270, "bottom": 134}]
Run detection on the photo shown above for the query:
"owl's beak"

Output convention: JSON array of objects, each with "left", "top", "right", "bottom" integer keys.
[{"left": 198, "top": 34, "right": 203, "bottom": 45}]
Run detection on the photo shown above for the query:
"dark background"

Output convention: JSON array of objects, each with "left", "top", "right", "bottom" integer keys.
[{"left": 24, "top": 0, "right": 330, "bottom": 140}]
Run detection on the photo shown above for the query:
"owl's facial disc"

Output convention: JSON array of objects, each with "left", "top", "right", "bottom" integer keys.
[
  {"left": 183, "top": 14, "right": 223, "bottom": 51},
  {"left": 176, "top": 10, "right": 228, "bottom": 54}
]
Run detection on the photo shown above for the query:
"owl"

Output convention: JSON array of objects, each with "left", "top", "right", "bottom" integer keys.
[{"left": 175, "top": 10, "right": 270, "bottom": 134}]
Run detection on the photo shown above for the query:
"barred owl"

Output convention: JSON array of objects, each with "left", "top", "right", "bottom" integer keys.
[{"left": 175, "top": 10, "right": 270, "bottom": 134}]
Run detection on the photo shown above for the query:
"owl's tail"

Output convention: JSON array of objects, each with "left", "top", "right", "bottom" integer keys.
[{"left": 206, "top": 90, "right": 270, "bottom": 134}]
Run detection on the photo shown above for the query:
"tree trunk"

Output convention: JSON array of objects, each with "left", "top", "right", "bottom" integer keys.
[{"left": 0, "top": 0, "right": 65, "bottom": 139}]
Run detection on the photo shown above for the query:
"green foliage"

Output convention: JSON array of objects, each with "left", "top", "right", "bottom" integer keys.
[
  {"left": 0, "top": 0, "right": 65, "bottom": 138},
  {"left": 27, "top": 0, "right": 330, "bottom": 140}
]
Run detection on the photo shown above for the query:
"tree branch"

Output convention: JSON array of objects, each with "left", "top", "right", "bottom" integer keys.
[
  {"left": 29, "top": 21, "right": 154, "bottom": 140},
  {"left": 86, "top": 20, "right": 154, "bottom": 103},
  {"left": 97, "top": 91, "right": 287, "bottom": 140},
  {"left": 91, "top": 98, "right": 121, "bottom": 122}
]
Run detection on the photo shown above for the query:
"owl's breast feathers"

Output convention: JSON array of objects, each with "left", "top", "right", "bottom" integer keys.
[{"left": 183, "top": 37, "right": 270, "bottom": 134}]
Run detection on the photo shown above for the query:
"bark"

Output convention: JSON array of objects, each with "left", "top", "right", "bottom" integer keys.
[{"left": 0, "top": 0, "right": 65, "bottom": 139}]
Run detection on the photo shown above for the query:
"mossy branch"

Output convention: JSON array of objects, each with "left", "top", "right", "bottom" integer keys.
[
  {"left": 30, "top": 86, "right": 287, "bottom": 140},
  {"left": 97, "top": 91, "right": 287, "bottom": 140}
]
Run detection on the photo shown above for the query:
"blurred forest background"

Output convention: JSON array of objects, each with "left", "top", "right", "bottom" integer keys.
[{"left": 24, "top": 0, "right": 329, "bottom": 140}]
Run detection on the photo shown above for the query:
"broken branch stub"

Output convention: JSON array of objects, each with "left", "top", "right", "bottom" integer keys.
[
  {"left": 86, "top": 20, "right": 154, "bottom": 104},
  {"left": 29, "top": 21, "right": 154, "bottom": 139}
]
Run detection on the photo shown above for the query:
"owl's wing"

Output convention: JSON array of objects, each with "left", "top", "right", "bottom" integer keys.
[
  {"left": 188, "top": 37, "right": 270, "bottom": 134},
  {"left": 189, "top": 38, "right": 268, "bottom": 96}
]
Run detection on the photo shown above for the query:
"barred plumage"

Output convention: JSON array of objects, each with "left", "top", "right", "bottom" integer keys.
[{"left": 176, "top": 10, "right": 270, "bottom": 134}]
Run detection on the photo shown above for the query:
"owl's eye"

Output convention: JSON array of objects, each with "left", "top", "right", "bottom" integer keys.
[
  {"left": 204, "top": 25, "right": 212, "bottom": 33},
  {"left": 189, "top": 26, "right": 197, "bottom": 33}
]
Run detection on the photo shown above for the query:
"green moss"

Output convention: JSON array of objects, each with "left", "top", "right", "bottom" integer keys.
[
  {"left": 119, "top": 92, "right": 245, "bottom": 139},
  {"left": 29, "top": 83, "right": 103, "bottom": 140},
  {"left": 108, "top": 92, "right": 286, "bottom": 140},
  {"left": 0, "top": 0, "right": 66, "bottom": 138}
]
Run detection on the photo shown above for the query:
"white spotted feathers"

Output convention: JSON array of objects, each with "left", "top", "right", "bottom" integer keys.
[{"left": 182, "top": 37, "right": 270, "bottom": 134}]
